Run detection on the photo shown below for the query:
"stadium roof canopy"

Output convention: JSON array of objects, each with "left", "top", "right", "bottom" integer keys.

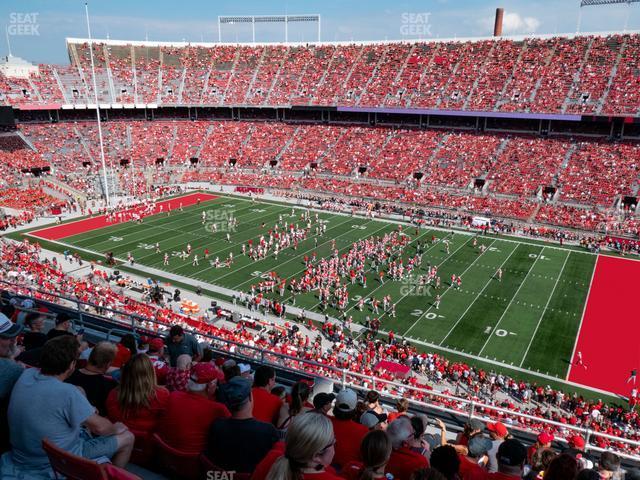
[
  {"left": 66, "top": 28, "right": 640, "bottom": 50},
  {"left": 581, "top": 0, "right": 639, "bottom": 5}
]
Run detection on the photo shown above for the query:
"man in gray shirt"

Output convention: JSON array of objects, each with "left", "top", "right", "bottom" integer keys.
[
  {"left": 0, "top": 312, "right": 24, "bottom": 454},
  {"left": 166, "top": 325, "right": 202, "bottom": 367},
  {"left": 0, "top": 312, "right": 23, "bottom": 402},
  {"left": 1, "top": 336, "right": 134, "bottom": 478}
]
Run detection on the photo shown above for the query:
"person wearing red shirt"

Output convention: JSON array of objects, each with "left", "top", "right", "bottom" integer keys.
[
  {"left": 111, "top": 334, "right": 136, "bottom": 369},
  {"left": 250, "top": 441, "right": 286, "bottom": 480},
  {"left": 485, "top": 439, "right": 527, "bottom": 480},
  {"left": 106, "top": 354, "right": 170, "bottom": 433},
  {"left": 342, "top": 429, "right": 392, "bottom": 480},
  {"left": 385, "top": 415, "right": 429, "bottom": 480},
  {"left": 263, "top": 412, "right": 343, "bottom": 480},
  {"left": 387, "top": 398, "right": 410, "bottom": 424},
  {"left": 147, "top": 338, "right": 169, "bottom": 386},
  {"left": 329, "top": 389, "right": 369, "bottom": 469},
  {"left": 158, "top": 362, "right": 230, "bottom": 454},
  {"left": 458, "top": 436, "right": 492, "bottom": 480},
  {"left": 526, "top": 431, "right": 554, "bottom": 465},
  {"left": 455, "top": 418, "right": 484, "bottom": 447},
  {"left": 251, "top": 365, "right": 283, "bottom": 425}
]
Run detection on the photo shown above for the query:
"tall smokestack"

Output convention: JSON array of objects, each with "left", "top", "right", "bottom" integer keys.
[{"left": 494, "top": 8, "right": 504, "bottom": 37}]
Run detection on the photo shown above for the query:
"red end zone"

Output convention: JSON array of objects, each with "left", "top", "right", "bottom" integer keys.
[
  {"left": 568, "top": 255, "right": 640, "bottom": 397},
  {"left": 30, "top": 193, "right": 218, "bottom": 241}
]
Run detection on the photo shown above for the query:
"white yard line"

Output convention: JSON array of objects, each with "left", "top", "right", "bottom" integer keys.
[
  {"left": 86, "top": 201, "right": 266, "bottom": 255},
  {"left": 519, "top": 251, "right": 571, "bottom": 367},
  {"left": 566, "top": 255, "right": 599, "bottom": 381},
  {"left": 478, "top": 246, "right": 546, "bottom": 356},
  {"left": 401, "top": 237, "right": 494, "bottom": 338},
  {"left": 439, "top": 241, "right": 520, "bottom": 346},
  {"left": 29, "top": 191, "right": 217, "bottom": 235},
  {"left": 144, "top": 203, "right": 295, "bottom": 267},
  {"left": 25, "top": 235, "right": 623, "bottom": 399},
  {"left": 52, "top": 194, "right": 229, "bottom": 245}
]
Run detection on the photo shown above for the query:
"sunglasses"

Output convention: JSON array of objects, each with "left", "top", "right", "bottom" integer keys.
[{"left": 319, "top": 438, "right": 336, "bottom": 454}]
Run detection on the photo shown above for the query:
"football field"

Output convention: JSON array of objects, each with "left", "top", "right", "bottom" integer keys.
[{"left": 26, "top": 192, "right": 640, "bottom": 397}]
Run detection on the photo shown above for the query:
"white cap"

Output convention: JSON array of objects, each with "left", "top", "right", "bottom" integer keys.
[{"left": 335, "top": 388, "right": 358, "bottom": 413}]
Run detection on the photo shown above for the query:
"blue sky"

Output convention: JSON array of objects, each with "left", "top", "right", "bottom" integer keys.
[{"left": 2, "top": 0, "right": 639, "bottom": 64}]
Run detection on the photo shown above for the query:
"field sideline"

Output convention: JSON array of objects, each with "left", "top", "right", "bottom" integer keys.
[{"left": 25, "top": 192, "right": 640, "bottom": 398}]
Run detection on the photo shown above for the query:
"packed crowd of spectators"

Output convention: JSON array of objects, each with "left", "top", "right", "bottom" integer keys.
[
  {"left": 2, "top": 115, "right": 639, "bottom": 243},
  {"left": 5, "top": 33, "right": 640, "bottom": 115},
  {"left": 0, "top": 237, "right": 639, "bottom": 466},
  {"left": 558, "top": 141, "right": 640, "bottom": 206},
  {"left": 0, "top": 187, "right": 65, "bottom": 212},
  {"left": 14, "top": 120, "right": 640, "bottom": 224},
  {"left": 0, "top": 287, "right": 637, "bottom": 479}
]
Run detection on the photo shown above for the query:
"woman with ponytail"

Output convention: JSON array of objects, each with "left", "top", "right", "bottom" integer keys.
[
  {"left": 277, "top": 381, "right": 313, "bottom": 430},
  {"left": 265, "top": 411, "right": 342, "bottom": 480},
  {"left": 342, "top": 430, "right": 393, "bottom": 480}
]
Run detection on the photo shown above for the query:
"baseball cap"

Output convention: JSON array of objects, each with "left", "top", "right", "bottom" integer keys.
[
  {"left": 497, "top": 439, "right": 527, "bottom": 467},
  {"left": 238, "top": 363, "right": 251, "bottom": 374},
  {"left": 148, "top": 338, "right": 165, "bottom": 353},
  {"left": 360, "top": 410, "right": 388, "bottom": 429},
  {"left": 469, "top": 419, "right": 484, "bottom": 431},
  {"left": 222, "top": 359, "right": 237, "bottom": 369},
  {"left": 191, "top": 363, "right": 224, "bottom": 384},
  {"left": 21, "top": 299, "right": 35, "bottom": 310},
  {"left": 313, "top": 392, "right": 336, "bottom": 410},
  {"left": 487, "top": 421, "right": 508, "bottom": 438},
  {"left": 335, "top": 388, "right": 358, "bottom": 413},
  {"left": 567, "top": 434, "right": 585, "bottom": 450},
  {"left": 468, "top": 436, "right": 493, "bottom": 458},
  {"left": 0, "top": 312, "right": 23, "bottom": 339},
  {"left": 537, "top": 432, "right": 555, "bottom": 445},
  {"left": 224, "top": 376, "right": 252, "bottom": 408}
]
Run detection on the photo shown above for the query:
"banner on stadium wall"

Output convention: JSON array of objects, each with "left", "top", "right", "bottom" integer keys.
[{"left": 471, "top": 216, "right": 491, "bottom": 227}]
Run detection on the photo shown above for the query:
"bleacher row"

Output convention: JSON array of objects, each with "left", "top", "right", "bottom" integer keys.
[{"left": 2, "top": 34, "right": 640, "bottom": 115}]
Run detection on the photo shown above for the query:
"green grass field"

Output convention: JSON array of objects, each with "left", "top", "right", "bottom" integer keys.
[{"left": 36, "top": 194, "right": 597, "bottom": 386}]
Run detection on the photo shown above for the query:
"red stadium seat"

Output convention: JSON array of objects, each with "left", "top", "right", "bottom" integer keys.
[
  {"left": 152, "top": 433, "right": 200, "bottom": 480},
  {"left": 128, "top": 428, "right": 154, "bottom": 468},
  {"left": 42, "top": 438, "right": 141, "bottom": 480}
]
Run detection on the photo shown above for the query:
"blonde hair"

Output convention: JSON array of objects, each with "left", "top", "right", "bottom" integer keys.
[
  {"left": 117, "top": 353, "right": 158, "bottom": 418},
  {"left": 266, "top": 412, "right": 334, "bottom": 480}
]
